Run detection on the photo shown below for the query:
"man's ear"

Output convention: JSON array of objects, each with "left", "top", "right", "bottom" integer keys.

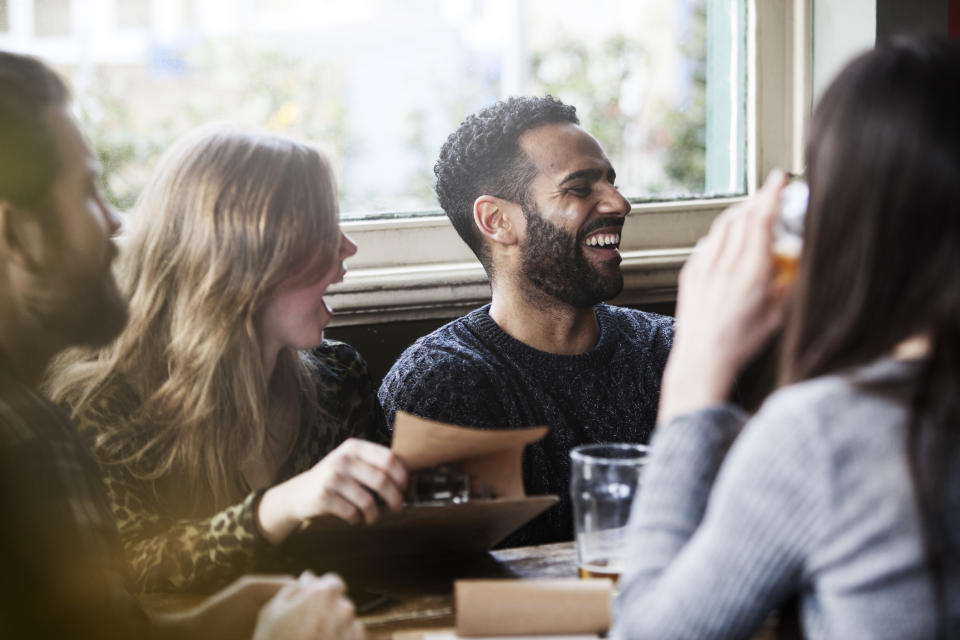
[
  {"left": 473, "top": 195, "right": 521, "bottom": 246},
  {"left": 0, "top": 201, "right": 49, "bottom": 272}
]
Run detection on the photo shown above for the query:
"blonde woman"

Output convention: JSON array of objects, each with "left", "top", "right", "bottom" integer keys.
[{"left": 45, "top": 127, "right": 407, "bottom": 593}]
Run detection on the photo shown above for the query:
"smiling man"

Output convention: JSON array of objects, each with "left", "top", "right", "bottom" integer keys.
[{"left": 378, "top": 96, "right": 674, "bottom": 545}]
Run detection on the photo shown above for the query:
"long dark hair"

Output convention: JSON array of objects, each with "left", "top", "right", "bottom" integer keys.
[{"left": 782, "top": 37, "right": 960, "bottom": 636}]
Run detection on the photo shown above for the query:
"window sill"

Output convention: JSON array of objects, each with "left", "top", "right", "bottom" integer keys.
[{"left": 327, "top": 197, "right": 743, "bottom": 326}]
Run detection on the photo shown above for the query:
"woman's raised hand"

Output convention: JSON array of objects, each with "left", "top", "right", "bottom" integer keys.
[
  {"left": 657, "top": 170, "right": 791, "bottom": 425},
  {"left": 257, "top": 438, "right": 408, "bottom": 544}
]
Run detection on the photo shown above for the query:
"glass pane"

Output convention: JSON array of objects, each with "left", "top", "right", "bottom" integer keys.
[
  {"left": 0, "top": 0, "right": 9, "bottom": 33},
  {"left": 117, "top": 0, "right": 151, "bottom": 30},
  {"left": 7, "top": 0, "right": 745, "bottom": 217},
  {"left": 34, "top": 0, "right": 70, "bottom": 37}
]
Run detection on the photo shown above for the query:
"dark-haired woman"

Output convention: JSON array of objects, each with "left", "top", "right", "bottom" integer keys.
[{"left": 614, "top": 37, "right": 960, "bottom": 639}]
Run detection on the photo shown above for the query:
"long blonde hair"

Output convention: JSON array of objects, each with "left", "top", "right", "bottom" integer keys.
[{"left": 45, "top": 126, "right": 340, "bottom": 514}]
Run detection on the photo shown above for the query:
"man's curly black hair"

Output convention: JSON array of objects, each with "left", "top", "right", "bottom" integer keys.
[{"left": 433, "top": 95, "right": 578, "bottom": 270}]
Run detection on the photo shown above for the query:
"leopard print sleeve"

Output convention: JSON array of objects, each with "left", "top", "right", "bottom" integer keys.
[
  {"left": 100, "top": 464, "right": 263, "bottom": 593},
  {"left": 72, "top": 389, "right": 267, "bottom": 594},
  {"left": 287, "top": 340, "right": 390, "bottom": 475},
  {"left": 319, "top": 340, "right": 390, "bottom": 446},
  {"left": 76, "top": 341, "right": 385, "bottom": 593}
]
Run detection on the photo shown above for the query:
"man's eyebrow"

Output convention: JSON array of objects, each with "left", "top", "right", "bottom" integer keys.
[{"left": 558, "top": 167, "right": 616, "bottom": 186}]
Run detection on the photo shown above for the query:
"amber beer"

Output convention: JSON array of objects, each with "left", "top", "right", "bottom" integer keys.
[
  {"left": 772, "top": 236, "right": 801, "bottom": 285},
  {"left": 578, "top": 559, "right": 622, "bottom": 582},
  {"left": 570, "top": 444, "right": 647, "bottom": 591},
  {"left": 772, "top": 180, "right": 808, "bottom": 285}
]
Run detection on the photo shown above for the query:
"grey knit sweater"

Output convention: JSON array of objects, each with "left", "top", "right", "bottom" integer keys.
[
  {"left": 378, "top": 303, "right": 674, "bottom": 546},
  {"left": 614, "top": 357, "right": 960, "bottom": 639}
]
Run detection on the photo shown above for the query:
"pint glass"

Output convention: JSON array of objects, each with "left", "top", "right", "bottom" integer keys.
[
  {"left": 570, "top": 443, "right": 648, "bottom": 582},
  {"left": 772, "top": 180, "right": 809, "bottom": 285}
]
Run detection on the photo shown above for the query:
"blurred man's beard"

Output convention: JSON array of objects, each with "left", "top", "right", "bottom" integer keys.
[
  {"left": 27, "top": 266, "right": 127, "bottom": 349},
  {"left": 519, "top": 202, "right": 623, "bottom": 308}
]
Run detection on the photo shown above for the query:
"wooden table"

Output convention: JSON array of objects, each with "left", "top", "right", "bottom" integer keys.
[
  {"left": 142, "top": 542, "right": 578, "bottom": 639},
  {"left": 357, "top": 541, "right": 578, "bottom": 639},
  {"left": 143, "top": 541, "right": 776, "bottom": 639}
]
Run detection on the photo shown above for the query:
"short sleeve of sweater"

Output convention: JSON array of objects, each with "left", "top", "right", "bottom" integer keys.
[{"left": 378, "top": 338, "right": 507, "bottom": 431}]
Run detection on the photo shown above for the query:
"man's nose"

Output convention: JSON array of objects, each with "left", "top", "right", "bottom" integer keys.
[
  {"left": 103, "top": 202, "right": 123, "bottom": 237},
  {"left": 597, "top": 183, "right": 630, "bottom": 217}
]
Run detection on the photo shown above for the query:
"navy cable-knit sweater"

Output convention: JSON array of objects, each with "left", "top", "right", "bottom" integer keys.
[{"left": 378, "top": 303, "right": 674, "bottom": 546}]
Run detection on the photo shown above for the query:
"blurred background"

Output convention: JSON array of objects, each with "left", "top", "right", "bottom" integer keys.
[{"left": 0, "top": 0, "right": 745, "bottom": 217}]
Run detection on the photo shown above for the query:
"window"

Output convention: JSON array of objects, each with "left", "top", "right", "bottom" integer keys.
[
  {"left": 1, "top": 0, "right": 811, "bottom": 324},
  {"left": 34, "top": 0, "right": 70, "bottom": 37},
  {"left": 26, "top": 0, "right": 744, "bottom": 215},
  {"left": 117, "top": 0, "right": 150, "bottom": 31},
  {"left": 326, "top": 0, "right": 810, "bottom": 325},
  {"left": 0, "top": 0, "right": 9, "bottom": 33}
]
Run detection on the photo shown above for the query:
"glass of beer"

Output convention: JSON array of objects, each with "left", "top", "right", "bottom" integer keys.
[
  {"left": 772, "top": 180, "right": 809, "bottom": 285},
  {"left": 570, "top": 443, "right": 648, "bottom": 583}
]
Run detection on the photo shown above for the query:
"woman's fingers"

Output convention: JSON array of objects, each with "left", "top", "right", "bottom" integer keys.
[
  {"left": 257, "top": 441, "right": 408, "bottom": 542},
  {"left": 302, "top": 439, "right": 409, "bottom": 525},
  {"left": 703, "top": 170, "right": 785, "bottom": 278},
  {"left": 325, "top": 471, "right": 379, "bottom": 524},
  {"left": 253, "top": 572, "right": 361, "bottom": 640},
  {"left": 299, "top": 573, "right": 359, "bottom": 638},
  {"left": 349, "top": 619, "right": 367, "bottom": 640},
  {"left": 315, "top": 486, "right": 365, "bottom": 524},
  {"left": 343, "top": 457, "right": 406, "bottom": 512},
  {"left": 341, "top": 439, "right": 408, "bottom": 489},
  {"left": 757, "top": 168, "right": 788, "bottom": 218},
  {"left": 299, "top": 571, "right": 345, "bottom": 594}
]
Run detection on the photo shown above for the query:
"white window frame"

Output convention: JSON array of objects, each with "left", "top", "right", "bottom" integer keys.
[{"left": 328, "top": 0, "right": 813, "bottom": 327}]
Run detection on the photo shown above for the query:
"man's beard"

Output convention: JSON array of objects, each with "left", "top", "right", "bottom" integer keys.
[
  {"left": 519, "top": 202, "right": 623, "bottom": 308},
  {"left": 27, "top": 263, "right": 128, "bottom": 350}
]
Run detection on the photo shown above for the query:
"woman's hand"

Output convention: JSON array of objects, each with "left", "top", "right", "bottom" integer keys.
[
  {"left": 257, "top": 438, "right": 408, "bottom": 544},
  {"left": 165, "top": 571, "right": 364, "bottom": 640},
  {"left": 657, "top": 170, "right": 791, "bottom": 425},
  {"left": 252, "top": 572, "right": 365, "bottom": 640}
]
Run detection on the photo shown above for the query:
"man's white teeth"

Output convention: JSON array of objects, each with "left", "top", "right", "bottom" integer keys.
[{"left": 585, "top": 233, "right": 621, "bottom": 247}]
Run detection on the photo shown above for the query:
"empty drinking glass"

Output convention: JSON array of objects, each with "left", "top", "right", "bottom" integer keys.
[{"left": 570, "top": 443, "right": 648, "bottom": 582}]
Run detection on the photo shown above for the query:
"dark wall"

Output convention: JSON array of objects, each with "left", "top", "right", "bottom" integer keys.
[
  {"left": 326, "top": 316, "right": 462, "bottom": 387},
  {"left": 876, "top": 0, "right": 951, "bottom": 41}
]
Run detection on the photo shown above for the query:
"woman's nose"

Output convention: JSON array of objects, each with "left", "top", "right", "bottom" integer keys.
[{"left": 340, "top": 231, "right": 358, "bottom": 259}]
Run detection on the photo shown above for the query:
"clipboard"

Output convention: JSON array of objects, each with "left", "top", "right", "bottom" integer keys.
[{"left": 294, "top": 411, "right": 558, "bottom": 558}]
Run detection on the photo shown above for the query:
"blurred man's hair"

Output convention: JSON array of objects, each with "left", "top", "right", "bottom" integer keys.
[{"left": 0, "top": 51, "right": 69, "bottom": 214}]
